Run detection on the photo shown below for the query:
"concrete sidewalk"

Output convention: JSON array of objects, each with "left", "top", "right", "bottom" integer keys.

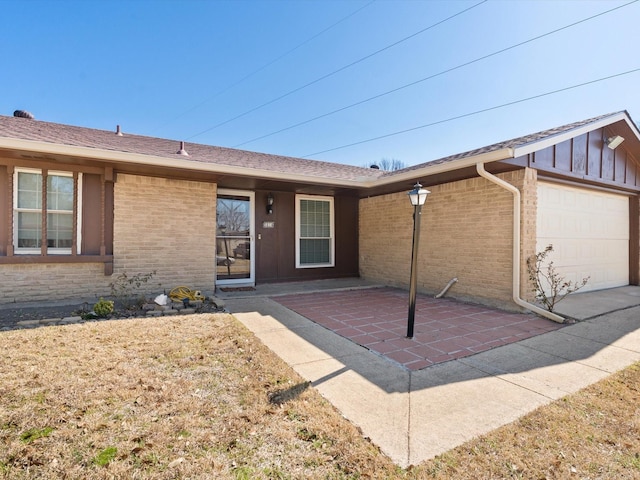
[{"left": 225, "top": 290, "right": 640, "bottom": 468}]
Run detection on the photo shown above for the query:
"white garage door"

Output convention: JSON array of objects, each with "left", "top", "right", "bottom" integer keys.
[{"left": 537, "top": 182, "right": 629, "bottom": 293}]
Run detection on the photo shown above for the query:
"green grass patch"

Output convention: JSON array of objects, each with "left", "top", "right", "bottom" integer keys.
[
  {"left": 20, "top": 426, "right": 53, "bottom": 443},
  {"left": 92, "top": 446, "right": 118, "bottom": 466}
]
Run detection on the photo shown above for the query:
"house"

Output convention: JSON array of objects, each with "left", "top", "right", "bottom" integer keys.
[{"left": 1, "top": 110, "right": 638, "bottom": 317}]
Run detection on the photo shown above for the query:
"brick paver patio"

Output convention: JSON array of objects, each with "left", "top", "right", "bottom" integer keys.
[{"left": 273, "top": 287, "right": 564, "bottom": 371}]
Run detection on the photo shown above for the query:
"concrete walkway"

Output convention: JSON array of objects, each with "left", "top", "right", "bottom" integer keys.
[{"left": 223, "top": 284, "right": 640, "bottom": 468}]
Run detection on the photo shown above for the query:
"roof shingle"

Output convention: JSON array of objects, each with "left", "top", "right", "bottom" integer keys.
[{"left": 0, "top": 115, "right": 385, "bottom": 182}]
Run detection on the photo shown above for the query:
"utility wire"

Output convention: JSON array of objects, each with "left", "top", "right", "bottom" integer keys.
[
  {"left": 234, "top": 0, "right": 638, "bottom": 148},
  {"left": 151, "top": 0, "right": 376, "bottom": 135},
  {"left": 301, "top": 67, "right": 640, "bottom": 158},
  {"left": 186, "top": 0, "right": 488, "bottom": 140}
]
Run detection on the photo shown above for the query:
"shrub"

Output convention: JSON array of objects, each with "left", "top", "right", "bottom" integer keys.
[
  {"left": 109, "top": 271, "right": 156, "bottom": 310},
  {"left": 93, "top": 298, "right": 114, "bottom": 318},
  {"left": 527, "top": 244, "right": 589, "bottom": 312}
]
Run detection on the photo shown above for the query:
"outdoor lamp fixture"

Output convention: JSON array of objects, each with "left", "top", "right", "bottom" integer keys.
[
  {"left": 266, "top": 193, "right": 274, "bottom": 215},
  {"left": 606, "top": 135, "right": 625, "bottom": 150},
  {"left": 406, "top": 182, "right": 430, "bottom": 339}
]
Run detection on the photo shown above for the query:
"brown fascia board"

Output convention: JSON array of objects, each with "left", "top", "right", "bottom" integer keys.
[
  {"left": 510, "top": 111, "right": 638, "bottom": 158},
  {"left": 376, "top": 111, "right": 639, "bottom": 191},
  {"left": 0, "top": 136, "right": 377, "bottom": 189},
  {"left": 1, "top": 111, "right": 636, "bottom": 194},
  {"left": 0, "top": 134, "right": 516, "bottom": 191},
  {"left": 1, "top": 135, "right": 516, "bottom": 193}
]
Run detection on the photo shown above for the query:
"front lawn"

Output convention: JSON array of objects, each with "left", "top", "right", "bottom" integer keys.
[{"left": 1, "top": 313, "right": 638, "bottom": 479}]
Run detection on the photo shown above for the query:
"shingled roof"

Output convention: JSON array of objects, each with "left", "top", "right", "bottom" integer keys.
[
  {"left": 382, "top": 111, "right": 633, "bottom": 178},
  {"left": 0, "top": 114, "right": 385, "bottom": 183},
  {"left": 1, "top": 111, "right": 636, "bottom": 187}
]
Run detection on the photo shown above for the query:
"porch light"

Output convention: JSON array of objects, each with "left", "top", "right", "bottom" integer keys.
[
  {"left": 406, "top": 182, "right": 430, "bottom": 339},
  {"left": 606, "top": 135, "right": 624, "bottom": 150},
  {"left": 266, "top": 193, "right": 274, "bottom": 215},
  {"left": 408, "top": 183, "right": 429, "bottom": 206}
]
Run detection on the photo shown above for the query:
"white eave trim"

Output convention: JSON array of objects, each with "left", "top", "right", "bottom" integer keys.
[
  {"left": 365, "top": 147, "right": 515, "bottom": 188},
  {"left": 512, "top": 112, "right": 638, "bottom": 158},
  {"left": 7, "top": 112, "right": 635, "bottom": 191},
  {"left": 1, "top": 136, "right": 517, "bottom": 190},
  {"left": 0, "top": 137, "right": 367, "bottom": 188}
]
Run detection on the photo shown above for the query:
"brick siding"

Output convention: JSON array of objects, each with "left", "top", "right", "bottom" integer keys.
[
  {"left": 0, "top": 263, "right": 110, "bottom": 304},
  {"left": 359, "top": 169, "right": 536, "bottom": 310},
  {"left": 0, "top": 174, "right": 217, "bottom": 305},
  {"left": 113, "top": 174, "right": 217, "bottom": 297}
]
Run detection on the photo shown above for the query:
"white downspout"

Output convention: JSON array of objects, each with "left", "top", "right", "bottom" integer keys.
[
  {"left": 476, "top": 163, "right": 565, "bottom": 323},
  {"left": 435, "top": 277, "right": 458, "bottom": 298}
]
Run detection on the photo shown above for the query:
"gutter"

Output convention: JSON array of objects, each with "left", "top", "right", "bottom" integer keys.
[
  {"left": 0, "top": 136, "right": 516, "bottom": 191},
  {"left": 368, "top": 148, "right": 515, "bottom": 189},
  {"left": 0, "top": 137, "right": 368, "bottom": 189},
  {"left": 476, "top": 163, "right": 564, "bottom": 323}
]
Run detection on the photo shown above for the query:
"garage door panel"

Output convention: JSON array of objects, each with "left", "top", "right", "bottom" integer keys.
[
  {"left": 547, "top": 262, "right": 627, "bottom": 293},
  {"left": 537, "top": 182, "right": 629, "bottom": 294}
]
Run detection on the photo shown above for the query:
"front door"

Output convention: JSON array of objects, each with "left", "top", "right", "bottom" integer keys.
[{"left": 216, "top": 189, "right": 255, "bottom": 286}]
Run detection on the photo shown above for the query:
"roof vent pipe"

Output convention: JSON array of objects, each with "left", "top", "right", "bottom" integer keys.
[
  {"left": 115, "top": 125, "right": 123, "bottom": 136},
  {"left": 177, "top": 141, "right": 189, "bottom": 156},
  {"left": 13, "top": 110, "right": 34, "bottom": 119}
]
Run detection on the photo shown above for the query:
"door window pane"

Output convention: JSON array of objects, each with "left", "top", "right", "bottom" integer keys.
[{"left": 216, "top": 194, "right": 252, "bottom": 281}]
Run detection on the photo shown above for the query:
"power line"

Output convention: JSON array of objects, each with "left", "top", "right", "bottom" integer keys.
[
  {"left": 301, "top": 67, "right": 640, "bottom": 158},
  {"left": 151, "top": 0, "right": 376, "bottom": 135},
  {"left": 185, "top": 0, "right": 488, "bottom": 141},
  {"left": 234, "top": 0, "right": 638, "bottom": 148}
]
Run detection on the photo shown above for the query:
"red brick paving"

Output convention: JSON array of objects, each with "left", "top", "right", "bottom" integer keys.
[{"left": 272, "top": 287, "right": 564, "bottom": 371}]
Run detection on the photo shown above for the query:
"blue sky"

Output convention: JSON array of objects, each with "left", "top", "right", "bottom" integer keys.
[{"left": 2, "top": 0, "right": 639, "bottom": 167}]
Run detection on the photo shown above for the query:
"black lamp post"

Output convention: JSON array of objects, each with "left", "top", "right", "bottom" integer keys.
[{"left": 407, "top": 182, "right": 430, "bottom": 339}]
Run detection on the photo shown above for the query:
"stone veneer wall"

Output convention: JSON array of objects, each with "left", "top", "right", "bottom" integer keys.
[
  {"left": 0, "top": 174, "right": 217, "bottom": 305},
  {"left": 359, "top": 168, "right": 536, "bottom": 310},
  {"left": 112, "top": 174, "right": 217, "bottom": 298}
]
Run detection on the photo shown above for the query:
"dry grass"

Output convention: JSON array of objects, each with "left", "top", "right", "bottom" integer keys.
[
  {"left": 0, "top": 313, "right": 638, "bottom": 479},
  {"left": 0, "top": 314, "right": 398, "bottom": 479},
  {"left": 420, "top": 361, "right": 640, "bottom": 479}
]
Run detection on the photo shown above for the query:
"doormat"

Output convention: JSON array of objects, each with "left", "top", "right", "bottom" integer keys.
[{"left": 219, "top": 287, "right": 256, "bottom": 292}]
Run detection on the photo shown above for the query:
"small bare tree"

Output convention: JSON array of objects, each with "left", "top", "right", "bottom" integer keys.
[
  {"left": 526, "top": 244, "right": 589, "bottom": 312},
  {"left": 367, "top": 158, "right": 407, "bottom": 171}
]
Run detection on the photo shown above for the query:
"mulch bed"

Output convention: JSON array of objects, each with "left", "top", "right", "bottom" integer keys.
[{"left": 0, "top": 299, "right": 224, "bottom": 329}]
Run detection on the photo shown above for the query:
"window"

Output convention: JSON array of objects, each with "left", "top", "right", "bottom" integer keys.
[
  {"left": 14, "top": 169, "right": 79, "bottom": 254},
  {"left": 296, "top": 195, "right": 334, "bottom": 268}
]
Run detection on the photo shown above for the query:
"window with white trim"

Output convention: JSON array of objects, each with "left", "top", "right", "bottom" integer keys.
[
  {"left": 295, "top": 195, "right": 334, "bottom": 268},
  {"left": 14, "top": 169, "right": 79, "bottom": 254}
]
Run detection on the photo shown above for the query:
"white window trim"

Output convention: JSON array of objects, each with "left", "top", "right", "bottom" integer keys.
[
  {"left": 13, "top": 168, "right": 82, "bottom": 255},
  {"left": 295, "top": 194, "right": 335, "bottom": 269}
]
